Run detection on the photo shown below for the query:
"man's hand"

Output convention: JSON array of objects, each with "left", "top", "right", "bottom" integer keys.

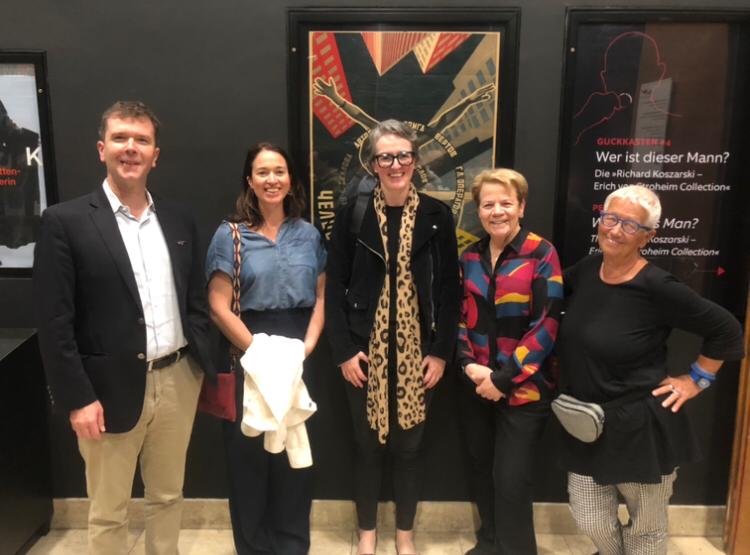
[
  {"left": 340, "top": 351, "right": 369, "bottom": 388},
  {"left": 70, "top": 400, "right": 106, "bottom": 440},
  {"left": 312, "top": 77, "right": 343, "bottom": 104},
  {"left": 466, "top": 83, "right": 495, "bottom": 103}
]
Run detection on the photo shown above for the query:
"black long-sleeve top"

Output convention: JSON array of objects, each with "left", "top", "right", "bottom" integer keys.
[{"left": 558, "top": 254, "right": 744, "bottom": 484}]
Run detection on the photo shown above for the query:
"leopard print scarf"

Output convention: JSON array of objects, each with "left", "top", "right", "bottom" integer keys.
[{"left": 367, "top": 184, "right": 424, "bottom": 444}]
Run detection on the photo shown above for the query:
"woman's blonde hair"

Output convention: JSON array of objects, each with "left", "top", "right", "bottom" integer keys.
[{"left": 471, "top": 168, "right": 529, "bottom": 204}]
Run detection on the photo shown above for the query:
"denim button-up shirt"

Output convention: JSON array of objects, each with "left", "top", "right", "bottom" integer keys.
[{"left": 206, "top": 218, "right": 326, "bottom": 311}]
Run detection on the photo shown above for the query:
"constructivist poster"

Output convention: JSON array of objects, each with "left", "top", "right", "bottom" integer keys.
[
  {"left": 289, "top": 11, "right": 518, "bottom": 252},
  {"left": 557, "top": 14, "right": 750, "bottom": 299},
  {"left": 310, "top": 30, "right": 498, "bottom": 249},
  {"left": 0, "top": 54, "right": 55, "bottom": 273}
]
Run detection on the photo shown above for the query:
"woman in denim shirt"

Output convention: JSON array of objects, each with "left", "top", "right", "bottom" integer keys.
[{"left": 205, "top": 143, "right": 326, "bottom": 554}]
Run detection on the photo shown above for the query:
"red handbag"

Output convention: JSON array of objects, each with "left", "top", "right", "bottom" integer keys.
[
  {"left": 198, "top": 367, "right": 237, "bottom": 421},
  {"left": 198, "top": 222, "right": 243, "bottom": 421}
]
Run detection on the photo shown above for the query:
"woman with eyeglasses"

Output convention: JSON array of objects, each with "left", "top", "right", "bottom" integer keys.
[
  {"left": 326, "top": 119, "right": 461, "bottom": 555},
  {"left": 558, "top": 184, "right": 743, "bottom": 554}
]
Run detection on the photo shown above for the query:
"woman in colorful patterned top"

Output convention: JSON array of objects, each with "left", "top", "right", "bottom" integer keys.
[{"left": 457, "top": 168, "right": 563, "bottom": 555}]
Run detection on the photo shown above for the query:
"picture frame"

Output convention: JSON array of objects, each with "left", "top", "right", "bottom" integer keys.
[
  {"left": 0, "top": 50, "right": 57, "bottom": 275},
  {"left": 554, "top": 9, "right": 750, "bottom": 305},
  {"left": 288, "top": 8, "right": 520, "bottom": 250}
]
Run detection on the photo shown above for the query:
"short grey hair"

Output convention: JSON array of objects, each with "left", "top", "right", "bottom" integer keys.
[
  {"left": 363, "top": 119, "right": 418, "bottom": 162},
  {"left": 603, "top": 184, "right": 661, "bottom": 228}
]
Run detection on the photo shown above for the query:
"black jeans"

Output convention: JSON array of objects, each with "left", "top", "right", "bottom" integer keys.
[
  {"left": 458, "top": 379, "right": 550, "bottom": 555},
  {"left": 222, "top": 308, "right": 313, "bottom": 555},
  {"left": 344, "top": 357, "right": 430, "bottom": 531}
]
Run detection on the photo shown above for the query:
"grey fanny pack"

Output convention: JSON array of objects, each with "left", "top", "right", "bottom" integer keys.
[{"left": 551, "top": 390, "right": 651, "bottom": 443}]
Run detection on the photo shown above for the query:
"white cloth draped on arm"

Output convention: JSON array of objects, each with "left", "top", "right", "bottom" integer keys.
[{"left": 239, "top": 333, "right": 317, "bottom": 468}]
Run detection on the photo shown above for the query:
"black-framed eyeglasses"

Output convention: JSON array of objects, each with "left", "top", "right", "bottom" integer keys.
[
  {"left": 599, "top": 211, "right": 652, "bottom": 234},
  {"left": 373, "top": 151, "right": 416, "bottom": 168}
]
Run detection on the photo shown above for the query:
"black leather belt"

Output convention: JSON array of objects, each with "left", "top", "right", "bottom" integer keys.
[{"left": 148, "top": 346, "right": 189, "bottom": 371}]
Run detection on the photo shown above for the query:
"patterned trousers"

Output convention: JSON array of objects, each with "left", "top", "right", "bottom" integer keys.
[{"left": 568, "top": 470, "right": 677, "bottom": 555}]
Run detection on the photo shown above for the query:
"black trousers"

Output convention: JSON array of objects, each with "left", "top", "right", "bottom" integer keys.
[
  {"left": 458, "top": 379, "right": 550, "bottom": 555},
  {"left": 344, "top": 352, "right": 429, "bottom": 531},
  {"left": 222, "top": 308, "right": 313, "bottom": 555}
]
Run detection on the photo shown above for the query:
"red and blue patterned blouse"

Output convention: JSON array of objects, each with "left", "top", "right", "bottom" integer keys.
[{"left": 457, "top": 228, "right": 563, "bottom": 406}]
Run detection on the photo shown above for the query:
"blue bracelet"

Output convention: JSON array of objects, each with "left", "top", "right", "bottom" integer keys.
[{"left": 690, "top": 362, "right": 716, "bottom": 382}]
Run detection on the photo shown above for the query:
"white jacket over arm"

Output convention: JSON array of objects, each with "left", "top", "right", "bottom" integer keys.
[{"left": 240, "top": 333, "right": 316, "bottom": 468}]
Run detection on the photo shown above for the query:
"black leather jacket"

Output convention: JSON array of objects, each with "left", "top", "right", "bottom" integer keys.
[{"left": 325, "top": 192, "right": 461, "bottom": 366}]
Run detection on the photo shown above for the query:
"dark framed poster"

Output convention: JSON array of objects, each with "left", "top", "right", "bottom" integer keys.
[
  {"left": 288, "top": 8, "right": 519, "bottom": 251},
  {"left": 0, "top": 51, "right": 57, "bottom": 275},
  {"left": 555, "top": 9, "right": 750, "bottom": 311}
]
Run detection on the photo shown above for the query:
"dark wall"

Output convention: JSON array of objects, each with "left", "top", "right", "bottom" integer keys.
[{"left": 2, "top": 0, "right": 748, "bottom": 504}]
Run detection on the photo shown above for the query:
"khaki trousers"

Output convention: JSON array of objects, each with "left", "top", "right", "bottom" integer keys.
[{"left": 78, "top": 354, "right": 203, "bottom": 555}]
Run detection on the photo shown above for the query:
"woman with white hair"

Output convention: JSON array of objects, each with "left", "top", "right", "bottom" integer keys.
[{"left": 557, "top": 184, "right": 743, "bottom": 554}]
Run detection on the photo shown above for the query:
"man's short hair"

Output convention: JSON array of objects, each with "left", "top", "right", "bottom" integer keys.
[{"left": 99, "top": 101, "right": 161, "bottom": 145}]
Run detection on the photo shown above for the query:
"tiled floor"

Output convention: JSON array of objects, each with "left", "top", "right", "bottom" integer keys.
[{"left": 27, "top": 529, "right": 726, "bottom": 554}]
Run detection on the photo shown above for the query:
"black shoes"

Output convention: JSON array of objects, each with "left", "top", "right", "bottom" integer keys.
[{"left": 464, "top": 543, "right": 496, "bottom": 555}]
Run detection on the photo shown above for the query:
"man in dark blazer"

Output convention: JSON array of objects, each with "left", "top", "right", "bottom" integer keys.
[{"left": 33, "top": 101, "right": 213, "bottom": 555}]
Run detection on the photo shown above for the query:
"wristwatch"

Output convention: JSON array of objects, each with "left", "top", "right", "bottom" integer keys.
[
  {"left": 689, "top": 362, "right": 716, "bottom": 390},
  {"left": 690, "top": 373, "right": 712, "bottom": 390}
]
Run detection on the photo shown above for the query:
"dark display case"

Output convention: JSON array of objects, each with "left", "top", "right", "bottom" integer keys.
[{"left": 0, "top": 329, "right": 53, "bottom": 555}]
